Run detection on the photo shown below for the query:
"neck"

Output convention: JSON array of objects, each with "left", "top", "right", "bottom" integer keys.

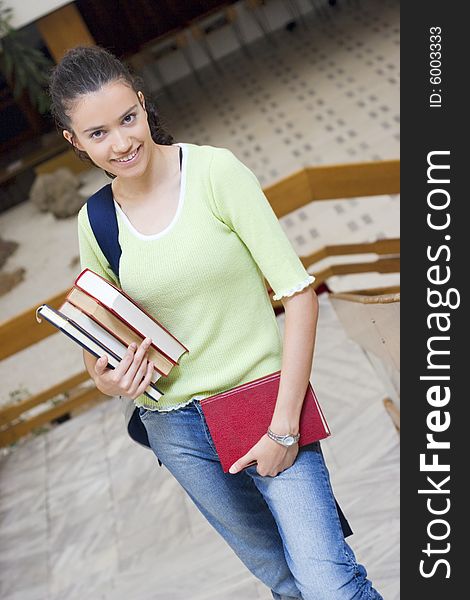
[{"left": 113, "top": 142, "right": 177, "bottom": 202}]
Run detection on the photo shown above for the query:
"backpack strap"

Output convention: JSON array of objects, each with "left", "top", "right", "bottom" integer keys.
[
  {"left": 86, "top": 183, "right": 121, "bottom": 281},
  {"left": 85, "top": 183, "right": 155, "bottom": 451}
]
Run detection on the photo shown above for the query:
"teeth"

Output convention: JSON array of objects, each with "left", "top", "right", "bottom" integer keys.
[{"left": 116, "top": 148, "right": 138, "bottom": 162}]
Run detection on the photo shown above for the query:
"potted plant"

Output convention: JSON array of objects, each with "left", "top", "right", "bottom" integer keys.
[{"left": 0, "top": 1, "right": 52, "bottom": 113}]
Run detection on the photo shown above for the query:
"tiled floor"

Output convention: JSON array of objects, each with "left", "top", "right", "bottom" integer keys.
[
  {"left": 0, "top": 294, "right": 400, "bottom": 600},
  {"left": 0, "top": 1, "right": 399, "bottom": 598}
]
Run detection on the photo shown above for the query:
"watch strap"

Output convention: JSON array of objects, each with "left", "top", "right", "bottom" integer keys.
[{"left": 267, "top": 427, "right": 300, "bottom": 444}]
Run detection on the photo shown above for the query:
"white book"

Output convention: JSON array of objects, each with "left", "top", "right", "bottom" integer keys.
[
  {"left": 75, "top": 269, "right": 188, "bottom": 363},
  {"left": 36, "top": 305, "right": 163, "bottom": 403},
  {"left": 60, "top": 301, "right": 162, "bottom": 386}
]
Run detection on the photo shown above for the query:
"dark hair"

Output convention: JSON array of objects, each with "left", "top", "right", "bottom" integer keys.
[{"left": 48, "top": 45, "right": 174, "bottom": 178}]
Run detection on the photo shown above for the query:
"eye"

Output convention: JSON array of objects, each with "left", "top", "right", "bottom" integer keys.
[
  {"left": 90, "top": 130, "right": 104, "bottom": 139},
  {"left": 123, "top": 112, "right": 136, "bottom": 124}
]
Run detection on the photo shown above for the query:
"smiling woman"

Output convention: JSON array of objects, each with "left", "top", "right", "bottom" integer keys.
[
  {"left": 61, "top": 83, "right": 153, "bottom": 179},
  {"left": 47, "top": 45, "right": 384, "bottom": 600},
  {"left": 48, "top": 46, "right": 174, "bottom": 181}
]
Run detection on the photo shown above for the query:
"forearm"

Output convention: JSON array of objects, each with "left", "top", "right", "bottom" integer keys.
[{"left": 270, "top": 286, "right": 319, "bottom": 435}]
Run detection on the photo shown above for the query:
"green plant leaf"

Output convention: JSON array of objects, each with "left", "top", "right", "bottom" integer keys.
[{"left": 0, "top": 12, "right": 54, "bottom": 112}]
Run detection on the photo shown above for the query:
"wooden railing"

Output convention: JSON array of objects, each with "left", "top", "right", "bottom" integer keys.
[
  {"left": 328, "top": 290, "right": 400, "bottom": 432},
  {"left": 267, "top": 158, "right": 400, "bottom": 311},
  {"left": 0, "top": 159, "right": 399, "bottom": 447}
]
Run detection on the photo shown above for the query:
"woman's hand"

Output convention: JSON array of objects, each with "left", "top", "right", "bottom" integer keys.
[
  {"left": 93, "top": 337, "right": 154, "bottom": 399},
  {"left": 228, "top": 434, "right": 299, "bottom": 476}
]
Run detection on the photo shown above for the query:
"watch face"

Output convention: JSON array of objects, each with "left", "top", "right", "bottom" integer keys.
[{"left": 284, "top": 436, "right": 295, "bottom": 446}]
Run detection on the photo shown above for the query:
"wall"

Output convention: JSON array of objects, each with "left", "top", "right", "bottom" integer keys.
[{"left": 6, "top": 0, "right": 71, "bottom": 30}]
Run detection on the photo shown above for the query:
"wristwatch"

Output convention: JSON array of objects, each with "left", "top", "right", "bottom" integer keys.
[{"left": 267, "top": 427, "right": 300, "bottom": 447}]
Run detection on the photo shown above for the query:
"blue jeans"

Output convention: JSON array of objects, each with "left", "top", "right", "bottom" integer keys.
[{"left": 139, "top": 399, "right": 383, "bottom": 600}]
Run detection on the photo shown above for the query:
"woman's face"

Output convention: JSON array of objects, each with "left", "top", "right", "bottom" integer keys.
[{"left": 63, "top": 80, "right": 153, "bottom": 178}]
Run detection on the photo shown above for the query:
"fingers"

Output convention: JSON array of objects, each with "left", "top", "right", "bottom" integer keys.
[
  {"left": 114, "top": 338, "right": 151, "bottom": 383},
  {"left": 123, "top": 337, "right": 153, "bottom": 384},
  {"left": 229, "top": 454, "right": 255, "bottom": 474},
  {"left": 94, "top": 354, "right": 108, "bottom": 376},
  {"left": 113, "top": 341, "right": 138, "bottom": 379},
  {"left": 127, "top": 354, "right": 152, "bottom": 397},
  {"left": 130, "top": 360, "right": 154, "bottom": 399},
  {"left": 94, "top": 338, "right": 154, "bottom": 399}
]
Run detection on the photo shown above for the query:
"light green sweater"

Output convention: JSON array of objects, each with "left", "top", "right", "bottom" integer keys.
[{"left": 77, "top": 142, "right": 315, "bottom": 411}]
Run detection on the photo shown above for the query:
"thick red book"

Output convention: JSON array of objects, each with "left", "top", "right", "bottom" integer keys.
[{"left": 200, "top": 370, "right": 330, "bottom": 473}]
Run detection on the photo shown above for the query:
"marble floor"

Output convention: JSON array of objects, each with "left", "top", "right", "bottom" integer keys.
[{"left": 0, "top": 0, "right": 400, "bottom": 598}]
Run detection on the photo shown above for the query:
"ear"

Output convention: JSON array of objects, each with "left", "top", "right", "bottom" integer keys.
[
  {"left": 137, "top": 91, "right": 146, "bottom": 111},
  {"left": 63, "top": 129, "right": 84, "bottom": 151}
]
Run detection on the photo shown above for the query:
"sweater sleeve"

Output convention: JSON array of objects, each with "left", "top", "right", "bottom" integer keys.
[
  {"left": 77, "top": 204, "right": 120, "bottom": 287},
  {"left": 209, "top": 147, "right": 315, "bottom": 300}
]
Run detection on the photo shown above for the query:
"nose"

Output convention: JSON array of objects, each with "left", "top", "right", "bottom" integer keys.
[{"left": 111, "top": 130, "right": 132, "bottom": 155}]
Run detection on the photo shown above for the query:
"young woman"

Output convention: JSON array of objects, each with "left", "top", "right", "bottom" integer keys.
[{"left": 49, "top": 46, "right": 383, "bottom": 600}]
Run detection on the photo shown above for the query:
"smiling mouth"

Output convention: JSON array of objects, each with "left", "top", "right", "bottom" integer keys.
[{"left": 113, "top": 145, "right": 141, "bottom": 163}]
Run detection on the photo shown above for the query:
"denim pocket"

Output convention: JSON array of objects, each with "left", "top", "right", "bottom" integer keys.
[{"left": 138, "top": 406, "right": 154, "bottom": 420}]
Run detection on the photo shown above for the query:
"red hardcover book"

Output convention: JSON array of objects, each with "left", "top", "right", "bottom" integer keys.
[{"left": 200, "top": 370, "right": 330, "bottom": 473}]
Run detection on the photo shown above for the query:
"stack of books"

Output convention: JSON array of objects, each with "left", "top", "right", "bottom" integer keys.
[{"left": 36, "top": 269, "right": 189, "bottom": 402}]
